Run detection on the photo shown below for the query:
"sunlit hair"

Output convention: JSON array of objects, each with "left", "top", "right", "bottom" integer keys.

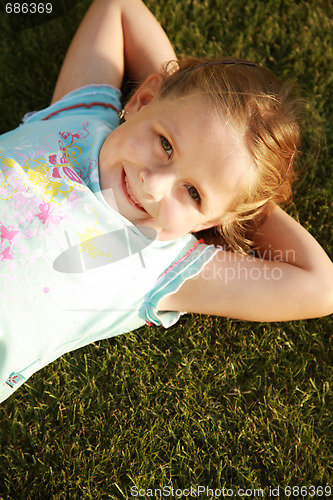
[{"left": 157, "top": 58, "right": 302, "bottom": 253}]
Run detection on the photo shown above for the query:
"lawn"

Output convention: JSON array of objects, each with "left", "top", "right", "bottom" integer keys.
[{"left": 0, "top": 0, "right": 332, "bottom": 498}]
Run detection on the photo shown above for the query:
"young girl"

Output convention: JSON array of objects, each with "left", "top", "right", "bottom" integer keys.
[{"left": 0, "top": 0, "right": 332, "bottom": 403}]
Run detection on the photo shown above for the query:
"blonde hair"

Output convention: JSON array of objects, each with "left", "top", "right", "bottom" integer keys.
[{"left": 157, "top": 58, "right": 302, "bottom": 253}]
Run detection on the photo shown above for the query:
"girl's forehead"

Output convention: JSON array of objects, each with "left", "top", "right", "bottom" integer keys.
[
  {"left": 156, "top": 92, "right": 242, "bottom": 139},
  {"left": 154, "top": 94, "right": 217, "bottom": 133}
]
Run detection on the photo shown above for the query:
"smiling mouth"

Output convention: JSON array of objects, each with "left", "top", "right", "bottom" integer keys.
[{"left": 123, "top": 170, "right": 147, "bottom": 212}]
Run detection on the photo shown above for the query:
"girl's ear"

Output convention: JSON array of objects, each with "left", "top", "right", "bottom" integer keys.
[{"left": 124, "top": 74, "right": 163, "bottom": 115}]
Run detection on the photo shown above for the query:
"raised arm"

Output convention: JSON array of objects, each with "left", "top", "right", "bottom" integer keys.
[
  {"left": 51, "top": 0, "right": 176, "bottom": 103},
  {"left": 159, "top": 205, "right": 333, "bottom": 322}
]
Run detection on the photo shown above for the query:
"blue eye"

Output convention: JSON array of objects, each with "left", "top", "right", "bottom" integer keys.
[
  {"left": 160, "top": 136, "right": 173, "bottom": 158},
  {"left": 186, "top": 185, "right": 201, "bottom": 204}
]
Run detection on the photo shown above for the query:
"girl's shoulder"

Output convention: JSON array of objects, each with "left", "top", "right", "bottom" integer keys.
[{"left": 23, "top": 84, "right": 122, "bottom": 125}]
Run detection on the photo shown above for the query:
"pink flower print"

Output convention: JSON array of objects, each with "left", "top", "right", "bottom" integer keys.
[
  {"left": 0, "top": 224, "right": 19, "bottom": 243},
  {"left": 49, "top": 166, "right": 61, "bottom": 180},
  {"left": 0, "top": 224, "right": 19, "bottom": 262},
  {"left": 62, "top": 166, "right": 84, "bottom": 186},
  {"left": 45, "top": 152, "right": 68, "bottom": 169},
  {"left": 36, "top": 202, "right": 64, "bottom": 227},
  {"left": 48, "top": 154, "right": 58, "bottom": 165},
  {"left": 0, "top": 246, "right": 14, "bottom": 261},
  {"left": 58, "top": 131, "right": 80, "bottom": 149},
  {"left": 50, "top": 165, "right": 84, "bottom": 190},
  {"left": 58, "top": 122, "right": 89, "bottom": 148}
]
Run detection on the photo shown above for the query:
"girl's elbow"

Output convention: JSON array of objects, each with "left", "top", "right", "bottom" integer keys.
[
  {"left": 315, "top": 274, "right": 333, "bottom": 318},
  {"left": 323, "top": 282, "right": 333, "bottom": 317},
  {"left": 301, "top": 267, "right": 333, "bottom": 319}
]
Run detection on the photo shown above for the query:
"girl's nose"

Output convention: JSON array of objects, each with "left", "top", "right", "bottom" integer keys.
[{"left": 140, "top": 168, "right": 175, "bottom": 202}]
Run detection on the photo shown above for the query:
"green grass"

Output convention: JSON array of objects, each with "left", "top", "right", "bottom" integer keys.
[{"left": 0, "top": 0, "right": 332, "bottom": 498}]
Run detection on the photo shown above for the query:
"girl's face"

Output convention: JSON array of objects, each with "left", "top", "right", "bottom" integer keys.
[{"left": 99, "top": 75, "right": 253, "bottom": 241}]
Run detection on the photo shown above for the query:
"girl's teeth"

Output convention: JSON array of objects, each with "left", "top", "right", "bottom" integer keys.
[{"left": 125, "top": 176, "right": 143, "bottom": 208}]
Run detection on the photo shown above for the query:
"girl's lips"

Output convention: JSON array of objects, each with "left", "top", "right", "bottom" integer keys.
[{"left": 122, "top": 169, "right": 147, "bottom": 213}]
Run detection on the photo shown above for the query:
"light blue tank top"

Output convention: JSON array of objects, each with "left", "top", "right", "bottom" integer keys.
[{"left": 0, "top": 85, "right": 217, "bottom": 402}]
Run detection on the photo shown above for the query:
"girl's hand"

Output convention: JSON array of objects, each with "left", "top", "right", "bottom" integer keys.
[{"left": 51, "top": 0, "right": 176, "bottom": 103}]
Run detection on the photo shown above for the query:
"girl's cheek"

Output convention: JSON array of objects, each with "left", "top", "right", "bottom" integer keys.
[
  {"left": 125, "top": 129, "right": 145, "bottom": 154},
  {"left": 126, "top": 133, "right": 150, "bottom": 161},
  {"left": 161, "top": 200, "right": 185, "bottom": 226}
]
